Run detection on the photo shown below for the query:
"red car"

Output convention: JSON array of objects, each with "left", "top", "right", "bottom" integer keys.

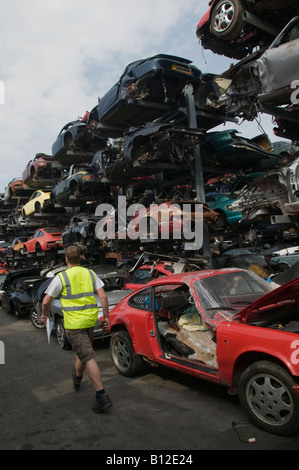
[
  {"left": 125, "top": 263, "right": 175, "bottom": 290},
  {"left": 196, "top": 0, "right": 299, "bottom": 59},
  {"left": 22, "top": 153, "right": 59, "bottom": 187},
  {"left": 108, "top": 268, "right": 299, "bottom": 435},
  {"left": 23, "top": 227, "right": 63, "bottom": 253}
]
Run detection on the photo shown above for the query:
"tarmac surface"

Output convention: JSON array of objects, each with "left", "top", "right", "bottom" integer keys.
[{"left": 0, "top": 309, "right": 298, "bottom": 454}]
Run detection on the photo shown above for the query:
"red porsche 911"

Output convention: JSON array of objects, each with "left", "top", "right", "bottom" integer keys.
[{"left": 107, "top": 268, "right": 299, "bottom": 435}]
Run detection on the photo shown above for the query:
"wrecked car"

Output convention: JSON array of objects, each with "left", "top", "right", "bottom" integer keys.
[
  {"left": 22, "top": 153, "right": 59, "bottom": 188},
  {"left": 200, "top": 129, "right": 280, "bottom": 172},
  {"left": 91, "top": 122, "right": 204, "bottom": 179},
  {"left": 62, "top": 215, "right": 100, "bottom": 252},
  {"left": 196, "top": 0, "right": 299, "bottom": 60},
  {"left": 219, "top": 17, "right": 299, "bottom": 121},
  {"left": 108, "top": 269, "right": 299, "bottom": 435},
  {"left": 212, "top": 247, "right": 270, "bottom": 278},
  {"left": 52, "top": 117, "right": 107, "bottom": 164},
  {"left": 4, "top": 178, "right": 33, "bottom": 205},
  {"left": 228, "top": 156, "right": 299, "bottom": 223},
  {"left": 267, "top": 245, "right": 299, "bottom": 271},
  {"left": 21, "top": 190, "right": 52, "bottom": 218},
  {"left": 206, "top": 172, "right": 264, "bottom": 228},
  {"left": 94, "top": 54, "right": 202, "bottom": 131},
  {"left": 1, "top": 267, "right": 44, "bottom": 318},
  {"left": 23, "top": 227, "right": 63, "bottom": 254},
  {"left": 50, "top": 164, "right": 111, "bottom": 205}
]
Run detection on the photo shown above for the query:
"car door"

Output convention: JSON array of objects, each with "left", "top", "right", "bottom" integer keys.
[
  {"left": 152, "top": 282, "right": 218, "bottom": 373},
  {"left": 26, "top": 191, "right": 40, "bottom": 215},
  {"left": 257, "top": 18, "right": 299, "bottom": 96}
]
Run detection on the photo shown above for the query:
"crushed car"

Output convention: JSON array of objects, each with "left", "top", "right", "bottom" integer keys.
[
  {"left": 228, "top": 155, "right": 299, "bottom": 224},
  {"left": 91, "top": 122, "right": 204, "bottom": 180},
  {"left": 107, "top": 268, "right": 299, "bottom": 435},
  {"left": 1, "top": 267, "right": 44, "bottom": 318}
]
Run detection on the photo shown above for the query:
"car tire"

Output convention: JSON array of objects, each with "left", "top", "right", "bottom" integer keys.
[
  {"left": 34, "top": 202, "right": 41, "bottom": 213},
  {"left": 110, "top": 330, "right": 146, "bottom": 377},
  {"left": 210, "top": 0, "right": 245, "bottom": 40},
  {"left": 30, "top": 307, "right": 46, "bottom": 329},
  {"left": 35, "top": 243, "right": 42, "bottom": 254},
  {"left": 211, "top": 210, "right": 228, "bottom": 229},
  {"left": 238, "top": 361, "right": 299, "bottom": 436},
  {"left": 56, "top": 318, "right": 72, "bottom": 350}
]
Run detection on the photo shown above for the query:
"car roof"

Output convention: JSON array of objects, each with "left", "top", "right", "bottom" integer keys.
[{"left": 141, "top": 268, "right": 244, "bottom": 287}]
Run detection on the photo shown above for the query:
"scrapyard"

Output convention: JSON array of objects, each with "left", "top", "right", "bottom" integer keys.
[{"left": 1, "top": 1, "right": 299, "bottom": 444}]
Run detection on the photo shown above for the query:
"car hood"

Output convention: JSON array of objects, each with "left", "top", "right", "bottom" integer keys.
[
  {"left": 234, "top": 275, "right": 299, "bottom": 323},
  {"left": 105, "top": 288, "right": 132, "bottom": 307}
]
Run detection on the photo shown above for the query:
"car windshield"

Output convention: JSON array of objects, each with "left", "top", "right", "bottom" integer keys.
[{"left": 193, "top": 271, "right": 272, "bottom": 320}]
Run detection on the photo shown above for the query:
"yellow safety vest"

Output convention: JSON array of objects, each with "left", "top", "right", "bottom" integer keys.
[{"left": 58, "top": 266, "right": 99, "bottom": 329}]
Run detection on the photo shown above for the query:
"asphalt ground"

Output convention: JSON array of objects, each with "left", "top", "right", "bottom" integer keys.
[{"left": 0, "top": 309, "right": 298, "bottom": 456}]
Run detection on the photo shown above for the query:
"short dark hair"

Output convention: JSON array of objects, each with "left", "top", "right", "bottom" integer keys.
[{"left": 65, "top": 245, "right": 81, "bottom": 265}]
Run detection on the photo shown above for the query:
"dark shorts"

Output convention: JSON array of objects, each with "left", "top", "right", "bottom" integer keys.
[{"left": 65, "top": 328, "right": 95, "bottom": 363}]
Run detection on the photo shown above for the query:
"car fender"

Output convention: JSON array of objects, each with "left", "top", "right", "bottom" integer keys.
[
  {"left": 216, "top": 322, "right": 299, "bottom": 386},
  {"left": 110, "top": 308, "right": 156, "bottom": 361},
  {"left": 197, "top": 5, "right": 214, "bottom": 31}
]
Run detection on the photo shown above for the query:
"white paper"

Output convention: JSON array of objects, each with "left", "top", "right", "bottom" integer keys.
[{"left": 46, "top": 318, "right": 54, "bottom": 344}]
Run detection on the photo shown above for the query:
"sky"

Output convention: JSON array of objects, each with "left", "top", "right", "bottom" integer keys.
[{"left": 0, "top": 0, "right": 281, "bottom": 193}]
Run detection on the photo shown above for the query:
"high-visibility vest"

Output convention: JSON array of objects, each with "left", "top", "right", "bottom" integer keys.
[{"left": 58, "top": 266, "right": 99, "bottom": 329}]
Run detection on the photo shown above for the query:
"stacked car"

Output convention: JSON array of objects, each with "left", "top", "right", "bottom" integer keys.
[{"left": 1, "top": 7, "right": 299, "bottom": 436}]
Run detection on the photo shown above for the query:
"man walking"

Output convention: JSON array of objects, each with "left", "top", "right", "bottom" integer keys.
[{"left": 41, "top": 245, "right": 112, "bottom": 413}]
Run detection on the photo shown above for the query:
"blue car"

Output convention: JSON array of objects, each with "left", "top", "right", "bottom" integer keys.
[{"left": 95, "top": 54, "right": 202, "bottom": 130}]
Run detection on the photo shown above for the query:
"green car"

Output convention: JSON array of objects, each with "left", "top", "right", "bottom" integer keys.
[{"left": 206, "top": 173, "right": 263, "bottom": 228}]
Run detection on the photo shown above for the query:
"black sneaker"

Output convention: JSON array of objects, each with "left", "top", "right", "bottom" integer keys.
[
  {"left": 92, "top": 393, "right": 113, "bottom": 413},
  {"left": 72, "top": 367, "right": 82, "bottom": 392}
]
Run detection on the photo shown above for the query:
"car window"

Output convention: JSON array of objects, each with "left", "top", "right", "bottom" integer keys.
[
  {"left": 44, "top": 228, "right": 61, "bottom": 234},
  {"left": 128, "top": 288, "right": 151, "bottom": 311},
  {"left": 154, "top": 284, "right": 191, "bottom": 312}
]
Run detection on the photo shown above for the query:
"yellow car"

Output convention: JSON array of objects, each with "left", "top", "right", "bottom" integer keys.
[{"left": 22, "top": 190, "right": 51, "bottom": 217}]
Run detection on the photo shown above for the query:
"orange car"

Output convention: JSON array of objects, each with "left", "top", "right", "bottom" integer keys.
[{"left": 23, "top": 227, "right": 63, "bottom": 253}]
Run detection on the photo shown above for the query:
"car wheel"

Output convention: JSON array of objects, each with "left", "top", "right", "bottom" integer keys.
[
  {"left": 210, "top": 0, "right": 245, "bottom": 40},
  {"left": 30, "top": 307, "right": 45, "bottom": 329},
  {"left": 35, "top": 243, "right": 42, "bottom": 254},
  {"left": 110, "top": 330, "right": 146, "bottom": 377},
  {"left": 34, "top": 202, "right": 41, "bottom": 213},
  {"left": 211, "top": 210, "right": 228, "bottom": 229},
  {"left": 56, "top": 318, "right": 72, "bottom": 350},
  {"left": 238, "top": 361, "right": 299, "bottom": 436}
]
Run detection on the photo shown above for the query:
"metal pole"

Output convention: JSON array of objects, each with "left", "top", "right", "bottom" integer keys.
[{"left": 184, "top": 84, "right": 211, "bottom": 265}]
